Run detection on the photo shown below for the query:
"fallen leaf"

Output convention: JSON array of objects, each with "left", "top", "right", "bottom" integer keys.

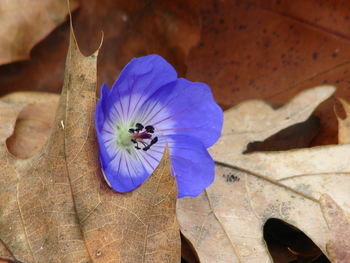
[
  {"left": 186, "top": 0, "right": 350, "bottom": 146},
  {"left": 1, "top": 92, "right": 59, "bottom": 159},
  {"left": 335, "top": 98, "right": 350, "bottom": 144},
  {"left": 0, "top": 0, "right": 79, "bottom": 65},
  {"left": 216, "top": 85, "right": 335, "bottom": 155},
  {"left": 0, "top": 0, "right": 200, "bottom": 97},
  {"left": 324, "top": 98, "right": 350, "bottom": 263},
  {"left": 74, "top": 0, "right": 201, "bottom": 82},
  {"left": 0, "top": 24, "right": 180, "bottom": 262},
  {"left": 320, "top": 194, "right": 350, "bottom": 263},
  {"left": 177, "top": 85, "right": 350, "bottom": 262},
  {"left": 244, "top": 115, "right": 320, "bottom": 153}
]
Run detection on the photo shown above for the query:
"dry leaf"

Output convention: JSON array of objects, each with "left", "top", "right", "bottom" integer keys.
[
  {"left": 323, "top": 99, "right": 350, "bottom": 263},
  {"left": 0, "top": 0, "right": 79, "bottom": 65},
  {"left": 0, "top": 25, "right": 180, "bottom": 262},
  {"left": 336, "top": 98, "right": 350, "bottom": 144},
  {"left": 176, "top": 85, "right": 350, "bottom": 262},
  {"left": 74, "top": 0, "right": 201, "bottom": 83},
  {"left": 215, "top": 86, "right": 335, "bottom": 155},
  {"left": 0, "top": 0, "right": 200, "bottom": 97},
  {"left": 1, "top": 92, "right": 59, "bottom": 159},
  {"left": 186, "top": 0, "right": 350, "bottom": 146},
  {"left": 320, "top": 194, "right": 350, "bottom": 263}
]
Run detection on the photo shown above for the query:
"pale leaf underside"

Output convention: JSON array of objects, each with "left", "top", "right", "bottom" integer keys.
[{"left": 177, "top": 85, "right": 350, "bottom": 262}]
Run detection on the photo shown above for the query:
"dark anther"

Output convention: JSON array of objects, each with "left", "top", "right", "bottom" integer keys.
[
  {"left": 131, "top": 138, "right": 140, "bottom": 149},
  {"left": 135, "top": 123, "right": 144, "bottom": 131},
  {"left": 145, "top": 125, "right": 155, "bottom": 133},
  {"left": 129, "top": 128, "right": 135, "bottom": 133},
  {"left": 142, "top": 136, "right": 158, "bottom": 151},
  {"left": 143, "top": 146, "right": 150, "bottom": 151},
  {"left": 150, "top": 137, "right": 158, "bottom": 145}
]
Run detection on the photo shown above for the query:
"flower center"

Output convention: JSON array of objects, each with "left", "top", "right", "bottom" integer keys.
[
  {"left": 129, "top": 123, "right": 158, "bottom": 151},
  {"left": 116, "top": 125, "right": 134, "bottom": 148},
  {"left": 115, "top": 122, "right": 158, "bottom": 152}
]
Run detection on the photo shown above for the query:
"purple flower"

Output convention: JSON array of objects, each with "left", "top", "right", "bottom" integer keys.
[{"left": 95, "top": 55, "right": 223, "bottom": 197}]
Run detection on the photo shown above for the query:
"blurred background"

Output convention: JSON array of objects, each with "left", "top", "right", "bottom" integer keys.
[
  {"left": 2, "top": 0, "right": 350, "bottom": 146},
  {"left": 1, "top": 0, "right": 349, "bottom": 262}
]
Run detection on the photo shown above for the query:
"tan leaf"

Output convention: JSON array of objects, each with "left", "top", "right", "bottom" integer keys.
[
  {"left": 1, "top": 92, "right": 59, "bottom": 159},
  {"left": 213, "top": 85, "right": 335, "bottom": 156},
  {"left": 320, "top": 194, "right": 350, "bottom": 263},
  {"left": 0, "top": 25, "right": 180, "bottom": 262},
  {"left": 177, "top": 85, "right": 349, "bottom": 262},
  {"left": 0, "top": 0, "right": 79, "bottom": 65},
  {"left": 336, "top": 98, "right": 350, "bottom": 144}
]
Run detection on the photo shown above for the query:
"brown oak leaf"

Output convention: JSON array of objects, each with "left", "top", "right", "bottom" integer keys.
[
  {"left": 0, "top": 24, "right": 180, "bottom": 262},
  {"left": 0, "top": 0, "right": 79, "bottom": 65}
]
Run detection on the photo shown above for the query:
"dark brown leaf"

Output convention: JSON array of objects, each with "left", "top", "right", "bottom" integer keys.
[
  {"left": 186, "top": 0, "right": 350, "bottom": 146},
  {"left": 0, "top": 0, "right": 200, "bottom": 97}
]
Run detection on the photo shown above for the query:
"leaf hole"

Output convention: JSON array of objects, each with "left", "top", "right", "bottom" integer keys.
[
  {"left": 263, "top": 218, "right": 329, "bottom": 263},
  {"left": 244, "top": 116, "right": 320, "bottom": 154},
  {"left": 181, "top": 233, "right": 200, "bottom": 263}
]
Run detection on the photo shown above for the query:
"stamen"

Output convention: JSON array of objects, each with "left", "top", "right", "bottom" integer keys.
[
  {"left": 135, "top": 123, "right": 144, "bottom": 131},
  {"left": 145, "top": 125, "right": 154, "bottom": 133},
  {"left": 150, "top": 137, "right": 158, "bottom": 145},
  {"left": 143, "top": 146, "right": 150, "bottom": 151},
  {"left": 143, "top": 136, "right": 158, "bottom": 151},
  {"left": 129, "top": 123, "right": 158, "bottom": 151}
]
